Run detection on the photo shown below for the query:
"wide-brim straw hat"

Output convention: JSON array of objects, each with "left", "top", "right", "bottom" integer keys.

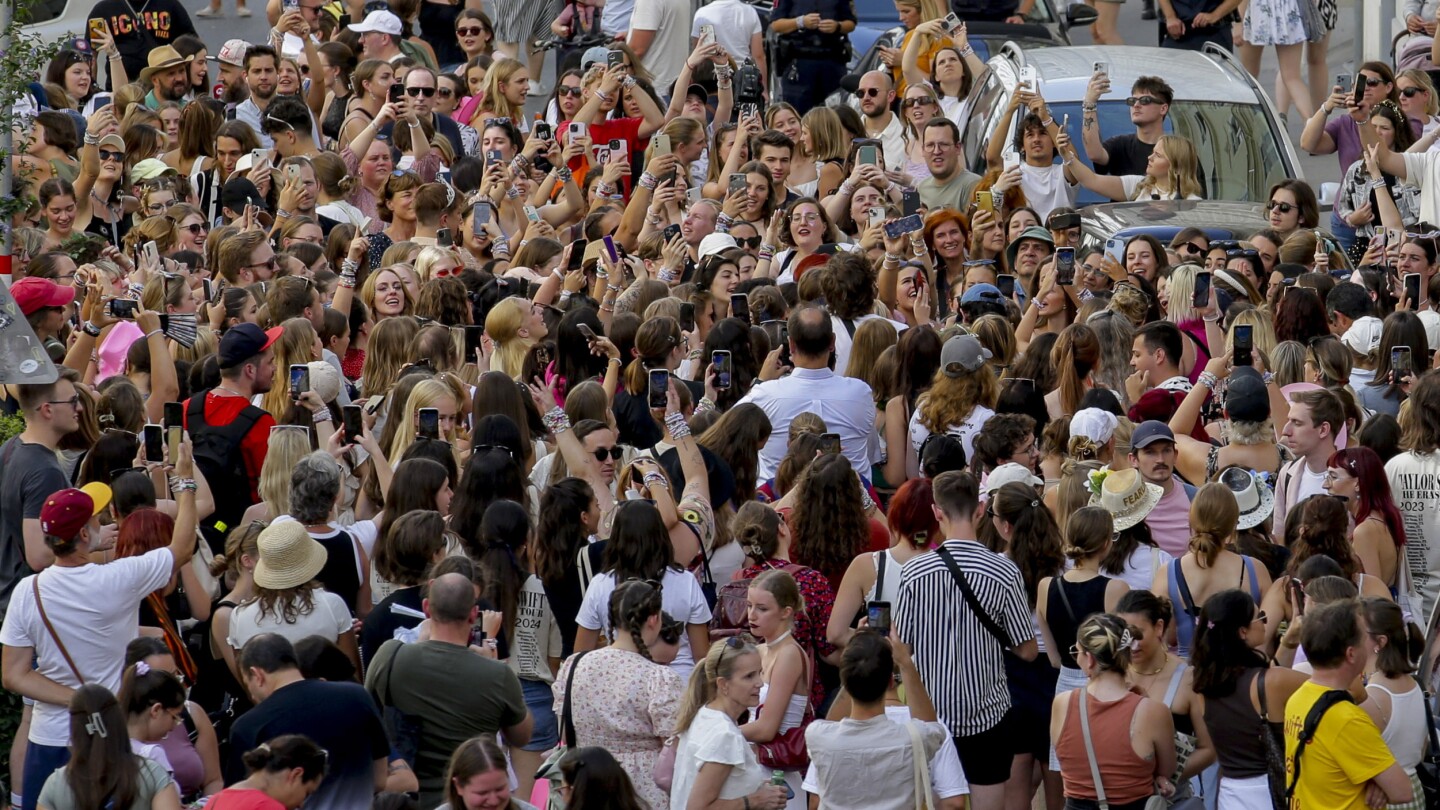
[
  {"left": 1089, "top": 467, "right": 1163, "bottom": 531},
  {"left": 253, "top": 521, "right": 327, "bottom": 590}
]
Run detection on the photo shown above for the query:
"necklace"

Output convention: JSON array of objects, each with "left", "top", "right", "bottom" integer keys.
[
  {"left": 765, "top": 629, "right": 793, "bottom": 645},
  {"left": 1134, "top": 652, "right": 1168, "bottom": 677}
]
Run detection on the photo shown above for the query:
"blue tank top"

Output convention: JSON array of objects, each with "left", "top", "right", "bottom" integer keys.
[{"left": 1167, "top": 555, "right": 1261, "bottom": 657}]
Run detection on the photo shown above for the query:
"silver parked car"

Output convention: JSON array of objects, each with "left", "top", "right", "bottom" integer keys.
[{"left": 958, "top": 44, "right": 1305, "bottom": 205}]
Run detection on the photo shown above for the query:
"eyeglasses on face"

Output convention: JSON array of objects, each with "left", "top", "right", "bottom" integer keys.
[
  {"left": 1359, "top": 76, "right": 1385, "bottom": 88},
  {"left": 858, "top": 87, "right": 884, "bottom": 98},
  {"left": 733, "top": 235, "right": 762, "bottom": 249},
  {"left": 44, "top": 395, "right": 82, "bottom": 409},
  {"left": 1265, "top": 201, "right": 1296, "bottom": 215},
  {"left": 901, "top": 96, "right": 936, "bottom": 108},
  {"left": 1176, "top": 242, "right": 1206, "bottom": 255},
  {"left": 437, "top": 87, "right": 454, "bottom": 98},
  {"left": 406, "top": 86, "right": 436, "bottom": 97},
  {"left": 557, "top": 86, "right": 583, "bottom": 97},
  {"left": 1125, "top": 95, "right": 1162, "bottom": 107},
  {"left": 181, "top": 222, "right": 209, "bottom": 235},
  {"left": 592, "top": 446, "right": 623, "bottom": 461},
  {"left": 245, "top": 256, "right": 278, "bottom": 270}
]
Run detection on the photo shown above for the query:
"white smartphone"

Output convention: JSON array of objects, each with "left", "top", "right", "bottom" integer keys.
[{"left": 1019, "top": 65, "right": 1038, "bottom": 88}]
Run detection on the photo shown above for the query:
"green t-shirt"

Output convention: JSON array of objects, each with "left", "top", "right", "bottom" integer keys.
[{"left": 38, "top": 758, "right": 174, "bottom": 810}]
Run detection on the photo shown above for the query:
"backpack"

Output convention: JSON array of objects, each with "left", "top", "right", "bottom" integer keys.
[
  {"left": 710, "top": 562, "right": 804, "bottom": 640},
  {"left": 187, "top": 394, "right": 266, "bottom": 554}
]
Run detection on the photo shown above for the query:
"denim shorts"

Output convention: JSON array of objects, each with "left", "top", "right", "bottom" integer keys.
[{"left": 521, "top": 678, "right": 559, "bottom": 751}]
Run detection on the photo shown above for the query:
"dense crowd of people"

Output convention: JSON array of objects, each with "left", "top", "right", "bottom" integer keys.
[{"left": 7, "top": 0, "right": 1440, "bottom": 808}]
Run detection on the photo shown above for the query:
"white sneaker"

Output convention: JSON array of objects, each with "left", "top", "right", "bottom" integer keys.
[
  {"left": 236, "top": 6, "right": 252, "bottom": 16},
  {"left": 194, "top": 6, "right": 223, "bottom": 16}
]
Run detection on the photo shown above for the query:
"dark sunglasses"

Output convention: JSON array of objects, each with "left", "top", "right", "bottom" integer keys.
[
  {"left": 1265, "top": 201, "right": 1295, "bottom": 214},
  {"left": 181, "top": 222, "right": 209, "bottom": 235},
  {"left": 456, "top": 25, "right": 486, "bottom": 36},
  {"left": 484, "top": 117, "right": 511, "bottom": 128},
  {"left": 111, "top": 466, "right": 147, "bottom": 481},
  {"left": 406, "top": 86, "right": 436, "bottom": 97},
  {"left": 1359, "top": 77, "right": 1384, "bottom": 88},
  {"left": 1402, "top": 86, "right": 1429, "bottom": 97},
  {"left": 1226, "top": 248, "right": 1259, "bottom": 258},
  {"left": 859, "top": 88, "right": 884, "bottom": 98},
  {"left": 437, "top": 87, "right": 454, "bottom": 98},
  {"left": 557, "top": 86, "right": 583, "bottom": 97},
  {"left": 98, "top": 149, "right": 123, "bottom": 162},
  {"left": 592, "top": 446, "right": 623, "bottom": 461},
  {"left": 901, "top": 96, "right": 936, "bottom": 108},
  {"left": 733, "top": 235, "right": 762, "bottom": 249},
  {"left": 1125, "top": 95, "right": 1162, "bottom": 107},
  {"left": 1176, "top": 242, "right": 1206, "bottom": 255}
]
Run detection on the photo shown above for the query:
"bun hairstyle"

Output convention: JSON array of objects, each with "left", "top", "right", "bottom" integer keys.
[
  {"left": 241, "top": 734, "right": 329, "bottom": 782},
  {"left": 732, "top": 500, "right": 783, "bottom": 561},
  {"left": 1062, "top": 505, "right": 1113, "bottom": 561},
  {"left": 1188, "top": 483, "right": 1239, "bottom": 568},
  {"left": 1362, "top": 597, "right": 1425, "bottom": 678},
  {"left": 608, "top": 578, "right": 664, "bottom": 661},
  {"left": 118, "top": 660, "right": 186, "bottom": 720},
  {"left": 1066, "top": 434, "right": 1102, "bottom": 462},
  {"left": 1074, "top": 613, "right": 1134, "bottom": 674},
  {"left": 1115, "top": 589, "right": 1174, "bottom": 632},
  {"left": 676, "top": 637, "right": 759, "bottom": 734}
]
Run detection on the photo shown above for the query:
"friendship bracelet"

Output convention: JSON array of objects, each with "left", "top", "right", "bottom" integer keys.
[
  {"left": 664, "top": 411, "right": 691, "bottom": 439},
  {"left": 543, "top": 406, "right": 571, "bottom": 435},
  {"left": 1196, "top": 371, "right": 1219, "bottom": 390}
]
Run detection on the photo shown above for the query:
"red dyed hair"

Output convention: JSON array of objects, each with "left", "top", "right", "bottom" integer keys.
[
  {"left": 116, "top": 507, "right": 175, "bottom": 560},
  {"left": 1328, "top": 447, "right": 1406, "bottom": 547},
  {"left": 887, "top": 478, "right": 939, "bottom": 549}
]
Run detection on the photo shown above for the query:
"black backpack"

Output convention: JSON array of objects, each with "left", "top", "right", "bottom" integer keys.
[{"left": 186, "top": 395, "right": 266, "bottom": 554}]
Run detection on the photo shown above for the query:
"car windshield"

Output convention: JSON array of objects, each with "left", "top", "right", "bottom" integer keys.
[{"left": 1046, "top": 100, "right": 1288, "bottom": 205}]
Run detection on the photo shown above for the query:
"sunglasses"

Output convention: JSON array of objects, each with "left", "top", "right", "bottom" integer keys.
[
  {"left": 456, "top": 25, "right": 486, "bottom": 36},
  {"left": 1359, "top": 77, "right": 1384, "bottom": 88},
  {"left": 1125, "top": 95, "right": 1162, "bottom": 107},
  {"left": 111, "top": 466, "right": 147, "bottom": 481},
  {"left": 733, "top": 235, "right": 762, "bottom": 249},
  {"left": 592, "top": 446, "right": 623, "bottom": 461},
  {"left": 437, "top": 87, "right": 454, "bottom": 98},
  {"left": 484, "top": 117, "right": 511, "bottom": 128},
  {"left": 859, "top": 88, "right": 884, "bottom": 98},
  {"left": 557, "top": 86, "right": 583, "bottom": 97},
  {"left": 406, "top": 86, "right": 436, "bottom": 97},
  {"left": 1176, "top": 242, "right": 1206, "bottom": 255},
  {"left": 98, "top": 149, "right": 123, "bottom": 162},
  {"left": 1254, "top": 610, "right": 1268, "bottom": 624},
  {"left": 181, "top": 222, "right": 209, "bottom": 235},
  {"left": 1265, "top": 201, "right": 1295, "bottom": 214},
  {"left": 1402, "top": 86, "right": 1429, "bottom": 97},
  {"left": 1226, "top": 248, "right": 1259, "bottom": 258},
  {"left": 901, "top": 97, "right": 936, "bottom": 108}
]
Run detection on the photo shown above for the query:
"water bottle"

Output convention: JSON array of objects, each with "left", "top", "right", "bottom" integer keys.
[{"left": 771, "top": 770, "right": 786, "bottom": 786}]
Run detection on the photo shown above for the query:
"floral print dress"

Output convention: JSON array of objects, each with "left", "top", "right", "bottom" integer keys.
[{"left": 553, "top": 647, "right": 685, "bottom": 810}]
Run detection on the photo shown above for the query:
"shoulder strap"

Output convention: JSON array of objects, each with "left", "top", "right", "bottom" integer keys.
[
  {"left": 1077, "top": 689, "right": 1109, "bottom": 810},
  {"left": 841, "top": 318, "right": 858, "bottom": 339},
  {"left": 562, "top": 650, "right": 589, "bottom": 748},
  {"left": 33, "top": 575, "right": 85, "bottom": 684},
  {"left": 1285, "top": 688, "right": 1357, "bottom": 800},
  {"left": 1256, "top": 669, "right": 1271, "bottom": 720},
  {"left": 1162, "top": 663, "right": 1187, "bottom": 707},
  {"left": 1050, "top": 576, "right": 1076, "bottom": 626},
  {"left": 1172, "top": 561, "right": 1200, "bottom": 619},
  {"left": 1241, "top": 556, "right": 1261, "bottom": 600},
  {"left": 936, "top": 546, "right": 1012, "bottom": 649},
  {"left": 876, "top": 550, "right": 888, "bottom": 603},
  {"left": 1413, "top": 675, "right": 1440, "bottom": 766},
  {"left": 905, "top": 720, "right": 934, "bottom": 810},
  {"left": 381, "top": 639, "right": 404, "bottom": 706},
  {"left": 576, "top": 544, "right": 596, "bottom": 591}
]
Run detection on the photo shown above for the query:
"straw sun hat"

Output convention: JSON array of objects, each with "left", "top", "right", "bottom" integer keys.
[
  {"left": 1088, "top": 468, "right": 1163, "bottom": 531},
  {"left": 253, "top": 521, "right": 327, "bottom": 590}
]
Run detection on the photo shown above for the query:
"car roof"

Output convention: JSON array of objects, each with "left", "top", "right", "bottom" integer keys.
[
  {"left": 1079, "top": 200, "right": 1269, "bottom": 240},
  {"left": 1003, "top": 46, "right": 1258, "bottom": 105}
]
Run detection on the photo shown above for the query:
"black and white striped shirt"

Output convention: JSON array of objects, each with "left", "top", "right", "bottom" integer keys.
[{"left": 894, "top": 539, "right": 1034, "bottom": 738}]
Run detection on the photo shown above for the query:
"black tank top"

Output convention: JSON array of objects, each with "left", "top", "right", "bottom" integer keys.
[
  {"left": 1047, "top": 575, "right": 1111, "bottom": 669},
  {"left": 312, "top": 528, "right": 363, "bottom": 616},
  {"left": 1203, "top": 667, "right": 1279, "bottom": 779}
]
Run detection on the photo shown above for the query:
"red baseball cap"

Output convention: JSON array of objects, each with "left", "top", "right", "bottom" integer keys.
[
  {"left": 11, "top": 277, "right": 76, "bottom": 317},
  {"left": 39, "top": 483, "right": 113, "bottom": 542}
]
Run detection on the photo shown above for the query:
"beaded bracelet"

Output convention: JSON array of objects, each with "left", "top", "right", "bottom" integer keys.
[
  {"left": 543, "top": 406, "right": 571, "bottom": 435},
  {"left": 639, "top": 172, "right": 659, "bottom": 190},
  {"left": 312, "top": 411, "right": 333, "bottom": 422},
  {"left": 884, "top": 253, "right": 903, "bottom": 264},
  {"left": 665, "top": 411, "right": 691, "bottom": 440},
  {"left": 341, "top": 258, "right": 360, "bottom": 274},
  {"left": 169, "top": 478, "right": 197, "bottom": 495},
  {"left": 555, "top": 166, "right": 574, "bottom": 183},
  {"left": 505, "top": 187, "right": 523, "bottom": 199},
  {"left": 643, "top": 471, "right": 670, "bottom": 490},
  {"left": 1196, "top": 371, "right": 1219, "bottom": 390},
  {"left": 695, "top": 396, "right": 717, "bottom": 415}
]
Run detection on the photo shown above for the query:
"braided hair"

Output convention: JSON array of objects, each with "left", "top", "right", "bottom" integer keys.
[{"left": 607, "top": 578, "right": 664, "bottom": 661}]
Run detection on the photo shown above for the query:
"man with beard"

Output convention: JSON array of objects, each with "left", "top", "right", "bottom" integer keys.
[
  {"left": 857, "top": 71, "right": 903, "bottom": 170},
  {"left": 140, "top": 46, "right": 194, "bottom": 109},
  {"left": 916, "top": 119, "right": 980, "bottom": 211},
  {"left": 1003, "top": 226, "right": 1053, "bottom": 297},
  {"left": 234, "top": 45, "right": 282, "bottom": 148},
  {"left": 349, "top": 9, "right": 407, "bottom": 63},
  {"left": 1129, "top": 421, "right": 1193, "bottom": 558},
  {"left": 271, "top": 156, "right": 329, "bottom": 235},
  {"left": 208, "top": 39, "right": 250, "bottom": 105}
]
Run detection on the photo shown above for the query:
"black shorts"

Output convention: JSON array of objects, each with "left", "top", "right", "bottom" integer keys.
[{"left": 952, "top": 708, "right": 1019, "bottom": 786}]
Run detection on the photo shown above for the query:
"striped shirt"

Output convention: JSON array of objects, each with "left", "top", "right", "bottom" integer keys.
[{"left": 894, "top": 539, "right": 1034, "bottom": 738}]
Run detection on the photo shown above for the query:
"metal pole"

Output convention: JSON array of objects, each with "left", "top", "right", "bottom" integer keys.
[{"left": 0, "top": 0, "right": 13, "bottom": 288}]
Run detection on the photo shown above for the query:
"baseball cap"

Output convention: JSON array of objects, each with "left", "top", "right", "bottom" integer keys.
[
  {"left": 209, "top": 38, "right": 250, "bottom": 68},
  {"left": 40, "top": 483, "right": 113, "bottom": 542},
  {"left": 581, "top": 46, "right": 611, "bottom": 71},
  {"left": 698, "top": 233, "right": 737, "bottom": 260},
  {"left": 97, "top": 133, "right": 125, "bottom": 152},
  {"left": 221, "top": 177, "right": 268, "bottom": 213},
  {"left": 130, "top": 158, "right": 177, "bottom": 184},
  {"left": 219, "top": 323, "right": 283, "bottom": 368},
  {"left": 1224, "top": 366, "right": 1270, "bottom": 423},
  {"left": 685, "top": 84, "right": 709, "bottom": 102},
  {"left": 960, "top": 283, "right": 1002, "bottom": 305},
  {"left": 984, "top": 462, "right": 1043, "bottom": 495},
  {"left": 940, "top": 334, "right": 991, "bottom": 377},
  {"left": 1341, "top": 315, "right": 1383, "bottom": 356},
  {"left": 349, "top": 9, "right": 402, "bottom": 34},
  {"left": 11, "top": 276, "right": 76, "bottom": 316},
  {"left": 1130, "top": 420, "right": 1176, "bottom": 449}
]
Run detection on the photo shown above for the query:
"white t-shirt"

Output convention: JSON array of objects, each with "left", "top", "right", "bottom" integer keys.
[
  {"left": 1120, "top": 175, "right": 1202, "bottom": 201},
  {"left": 226, "top": 588, "right": 353, "bottom": 651},
  {"left": 1402, "top": 151, "right": 1440, "bottom": 226},
  {"left": 692, "top": 0, "right": 761, "bottom": 64},
  {"left": 832, "top": 313, "right": 909, "bottom": 375},
  {"left": 629, "top": 0, "right": 691, "bottom": 97},
  {"left": 1295, "top": 464, "right": 1329, "bottom": 504},
  {"left": 671, "top": 706, "right": 769, "bottom": 810},
  {"left": 908, "top": 403, "right": 995, "bottom": 464},
  {"left": 1388, "top": 450, "right": 1440, "bottom": 627},
  {"left": 1019, "top": 163, "right": 1077, "bottom": 220},
  {"left": 800, "top": 708, "right": 969, "bottom": 800},
  {"left": 577, "top": 567, "right": 712, "bottom": 679},
  {"left": 0, "top": 549, "right": 174, "bottom": 746}
]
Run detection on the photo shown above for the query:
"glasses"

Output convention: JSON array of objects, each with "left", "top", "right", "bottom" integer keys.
[
  {"left": 98, "top": 149, "right": 123, "bottom": 162},
  {"left": 456, "top": 25, "right": 486, "bottom": 36},
  {"left": 1254, "top": 610, "right": 1268, "bottom": 624},
  {"left": 1176, "top": 242, "right": 1206, "bottom": 256},
  {"left": 406, "top": 86, "right": 436, "bottom": 97},
  {"left": 110, "top": 466, "right": 147, "bottom": 481},
  {"left": 437, "top": 87, "right": 454, "bottom": 98},
  {"left": 245, "top": 256, "right": 278, "bottom": 270},
  {"left": 1360, "top": 77, "right": 1384, "bottom": 88},
  {"left": 1402, "top": 86, "right": 1429, "bottom": 97},
  {"left": 1226, "top": 248, "right": 1259, "bottom": 259},
  {"left": 859, "top": 88, "right": 884, "bottom": 98},
  {"left": 592, "top": 446, "right": 623, "bottom": 461},
  {"left": 901, "top": 97, "right": 936, "bottom": 108},
  {"left": 45, "top": 395, "right": 82, "bottom": 409},
  {"left": 181, "top": 222, "right": 209, "bottom": 235},
  {"left": 1125, "top": 95, "right": 1162, "bottom": 107},
  {"left": 733, "top": 235, "right": 762, "bottom": 249},
  {"left": 484, "top": 117, "right": 511, "bottom": 128},
  {"left": 923, "top": 141, "right": 955, "bottom": 153},
  {"left": 791, "top": 213, "right": 821, "bottom": 223},
  {"left": 557, "top": 86, "right": 583, "bottom": 97},
  {"left": 1266, "top": 201, "right": 1296, "bottom": 214}
]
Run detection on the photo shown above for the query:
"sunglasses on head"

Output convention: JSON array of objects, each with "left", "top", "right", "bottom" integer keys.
[
  {"left": 406, "top": 86, "right": 436, "bottom": 97},
  {"left": 593, "top": 446, "right": 623, "bottom": 461},
  {"left": 1226, "top": 248, "right": 1259, "bottom": 258},
  {"left": 484, "top": 117, "right": 511, "bottom": 128},
  {"left": 1125, "top": 95, "right": 1162, "bottom": 107}
]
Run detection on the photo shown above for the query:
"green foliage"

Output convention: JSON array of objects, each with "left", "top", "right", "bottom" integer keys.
[
  {"left": 0, "top": 687, "right": 18, "bottom": 780},
  {"left": 0, "top": 410, "right": 24, "bottom": 444},
  {"left": 0, "top": 5, "right": 65, "bottom": 226}
]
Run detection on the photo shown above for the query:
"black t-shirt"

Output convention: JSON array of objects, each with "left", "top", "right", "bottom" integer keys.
[
  {"left": 87, "top": 0, "right": 197, "bottom": 90},
  {"left": 1096, "top": 133, "right": 1154, "bottom": 177},
  {"left": 0, "top": 438, "right": 67, "bottom": 619},
  {"left": 775, "top": 0, "right": 856, "bottom": 60},
  {"left": 311, "top": 528, "right": 362, "bottom": 616},
  {"left": 360, "top": 585, "right": 507, "bottom": 673},
  {"left": 225, "top": 679, "right": 389, "bottom": 809}
]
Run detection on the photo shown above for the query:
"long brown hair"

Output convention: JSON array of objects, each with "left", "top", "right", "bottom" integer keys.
[
  {"left": 1051, "top": 324, "right": 1100, "bottom": 417},
  {"left": 66, "top": 685, "right": 142, "bottom": 810},
  {"left": 789, "top": 454, "right": 870, "bottom": 583}
]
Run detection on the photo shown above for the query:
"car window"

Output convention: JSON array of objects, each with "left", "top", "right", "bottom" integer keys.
[
  {"left": 22, "top": 0, "right": 66, "bottom": 24},
  {"left": 1046, "top": 101, "right": 1284, "bottom": 205},
  {"left": 963, "top": 74, "right": 1009, "bottom": 175}
]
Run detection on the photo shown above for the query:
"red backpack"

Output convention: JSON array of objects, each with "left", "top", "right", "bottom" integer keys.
[{"left": 708, "top": 562, "right": 804, "bottom": 641}]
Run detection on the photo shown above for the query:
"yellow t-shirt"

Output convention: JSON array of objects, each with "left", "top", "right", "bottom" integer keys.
[{"left": 1283, "top": 681, "right": 1395, "bottom": 810}]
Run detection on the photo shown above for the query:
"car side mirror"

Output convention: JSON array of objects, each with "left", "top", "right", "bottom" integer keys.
[
  {"left": 1066, "top": 3, "right": 1099, "bottom": 26},
  {"left": 840, "top": 73, "right": 861, "bottom": 94}
]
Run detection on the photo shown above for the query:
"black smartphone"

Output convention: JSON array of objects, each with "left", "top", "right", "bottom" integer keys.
[
  {"left": 1234, "top": 324, "right": 1254, "bottom": 367},
  {"left": 647, "top": 368, "right": 669, "bottom": 408},
  {"left": 1393, "top": 347, "right": 1413, "bottom": 383},
  {"left": 533, "top": 121, "right": 552, "bottom": 142},
  {"left": 1290, "top": 577, "right": 1306, "bottom": 615},
  {"left": 820, "top": 432, "right": 841, "bottom": 455},
  {"left": 143, "top": 424, "right": 164, "bottom": 462},
  {"left": 883, "top": 214, "right": 924, "bottom": 240},
  {"left": 577, "top": 323, "right": 598, "bottom": 343},
  {"left": 867, "top": 600, "right": 892, "bottom": 637},
  {"left": 1055, "top": 247, "right": 1076, "bottom": 286},
  {"left": 567, "top": 239, "right": 587, "bottom": 271},
  {"left": 388, "top": 82, "right": 404, "bottom": 103},
  {"left": 342, "top": 404, "right": 364, "bottom": 441},
  {"left": 437, "top": 227, "right": 452, "bottom": 248},
  {"left": 679, "top": 302, "right": 696, "bottom": 333},
  {"left": 711, "top": 350, "right": 732, "bottom": 390},
  {"left": 472, "top": 202, "right": 490, "bottom": 236},
  {"left": 730, "top": 293, "right": 750, "bottom": 324},
  {"left": 1406, "top": 272, "right": 1422, "bottom": 307},
  {"left": 107, "top": 299, "right": 138, "bottom": 319},
  {"left": 901, "top": 188, "right": 921, "bottom": 217},
  {"left": 607, "top": 50, "right": 624, "bottom": 69},
  {"left": 163, "top": 401, "right": 184, "bottom": 430},
  {"left": 289, "top": 364, "right": 309, "bottom": 399},
  {"left": 202, "top": 278, "right": 213, "bottom": 302},
  {"left": 464, "top": 325, "right": 484, "bottom": 358},
  {"left": 1353, "top": 74, "right": 1365, "bottom": 105},
  {"left": 663, "top": 223, "right": 681, "bottom": 243},
  {"left": 996, "top": 274, "right": 1016, "bottom": 299},
  {"left": 418, "top": 407, "right": 440, "bottom": 440},
  {"left": 1193, "top": 271, "right": 1212, "bottom": 308}
]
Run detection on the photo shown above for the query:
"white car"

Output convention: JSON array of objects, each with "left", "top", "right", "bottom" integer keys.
[{"left": 23, "top": 0, "right": 92, "bottom": 46}]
